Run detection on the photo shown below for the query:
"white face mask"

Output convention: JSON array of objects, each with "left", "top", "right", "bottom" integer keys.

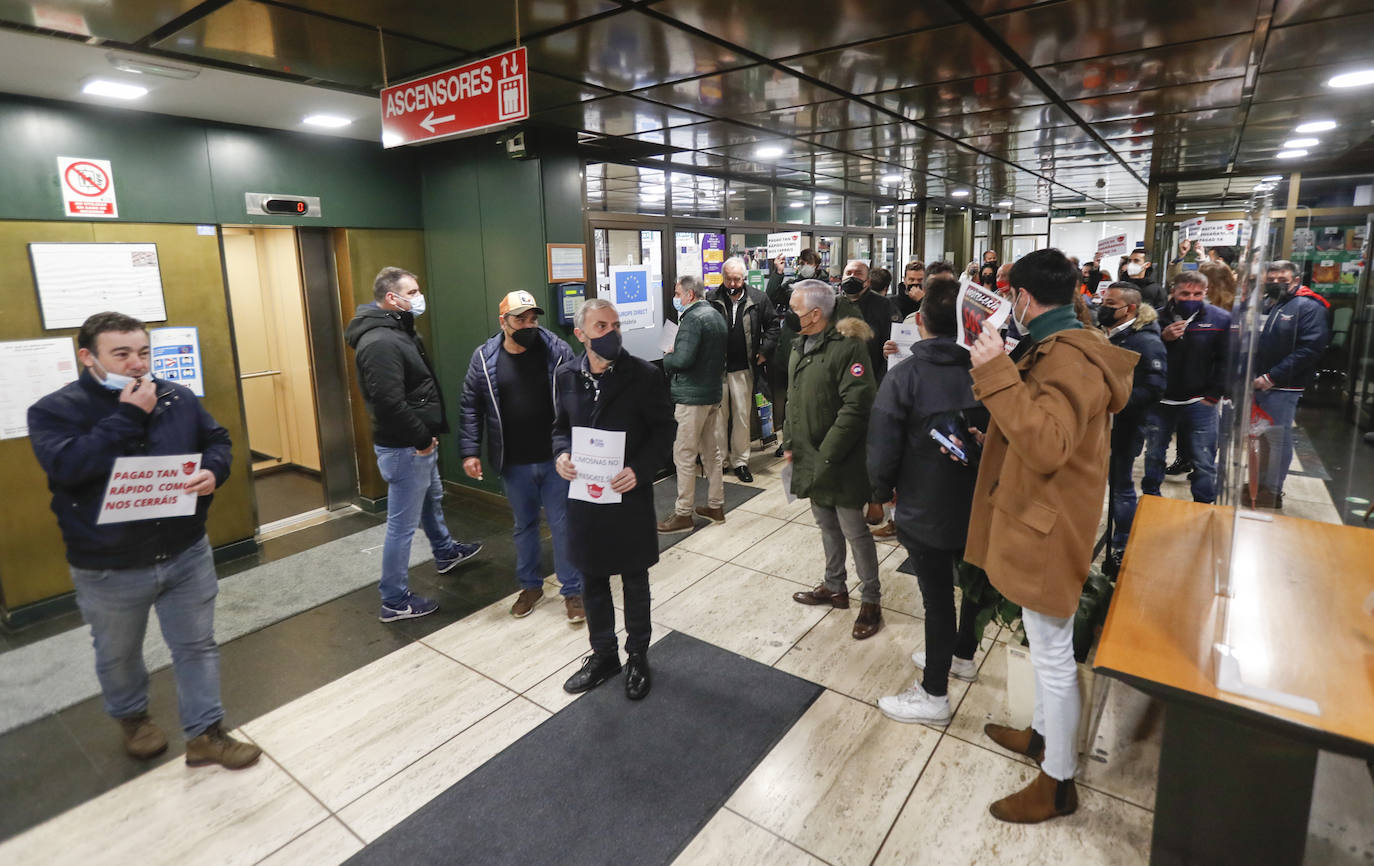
[
  {"left": 1012, "top": 290, "right": 1032, "bottom": 333},
  {"left": 1126, "top": 262, "right": 1145, "bottom": 277},
  {"left": 400, "top": 292, "right": 426, "bottom": 316},
  {"left": 798, "top": 264, "right": 816, "bottom": 278}
]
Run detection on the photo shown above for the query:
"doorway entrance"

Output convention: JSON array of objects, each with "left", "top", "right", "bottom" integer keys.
[{"left": 222, "top": 226, "right": 326, "bottom": 527}]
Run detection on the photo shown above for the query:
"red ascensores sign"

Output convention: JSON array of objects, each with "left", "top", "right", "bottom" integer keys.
[{"left": 381, "top": 47, "right": 529, "bottom": 147}]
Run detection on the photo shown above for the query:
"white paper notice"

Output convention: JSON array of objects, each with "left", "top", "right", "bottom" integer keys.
[
  {"left": 659, "top": 319, "right": 679, "bottom": 355},
  {"left": 954, "top": 277, "right": 1012, "bottom": 351},
  {"left": 569, "top": 427, "right": 625, "bottom": 505},
  {"left": 150, "top": 326, "right": 205, "bottom": 397},
  {"left": 1095, "top": 233, "right": 1129, "bottom": 259},
  {"left": 887, "top": 323, "right": 920, "bottom": 369},
  {"left": 29, "top": 242, "right": 168, "bottom": 330},
  {"left": 767, "top": 231, "right": 802, "bottom": 259},
  {"left": 97, "top": 454, "right": 202, "bottom": 525},
  {"left": 0, "top": 337, "right": 79, "bottom": 440}
]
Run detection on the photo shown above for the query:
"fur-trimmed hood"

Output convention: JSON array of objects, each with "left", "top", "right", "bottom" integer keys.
[{"left": 835, "top": 316, "right": 875, "bottom": 342}]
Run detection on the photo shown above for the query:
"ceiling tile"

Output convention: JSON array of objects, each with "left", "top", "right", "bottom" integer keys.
[
  {"left": 781, "top": 23, "right": 1014, "bottom": 95},
  {"left": 630, "top": 66, "right": 830, "bottom": 115},
  {"left": 1262, "top": 12, "right": 1374, "bottom": 72},
  {"left": 1035, "top": 35, "right": 1250, "bottom": 101},
  {"left": 0, "top": 0, "right": 202, "bottom": 43}
]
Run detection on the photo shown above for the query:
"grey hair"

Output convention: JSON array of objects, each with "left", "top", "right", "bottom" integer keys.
[
  {"left": 1266, "top": 259, "right": 1299, "bottom": 276},
  {"left": 675, "top": 275, "right": 706, "bottom": 299},
  {"left": 721, "top": 256, "right": 747, "bottom": 277},
  {"left": 790, "top": 279, "right": 835, "bottom": 320},
  {"left": 1172, "top": 270, "right": 1209, "bottom": 291},
  {"left": 373, "top": 266, "right": 417, "bottom": 302},
  {"left": 574, "top": 297, "right": 616, "bottom": 331}
]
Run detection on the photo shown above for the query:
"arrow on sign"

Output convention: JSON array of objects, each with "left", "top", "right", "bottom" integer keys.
[{"left": 419, "top": 111, "right": 456, "bottom": 133}]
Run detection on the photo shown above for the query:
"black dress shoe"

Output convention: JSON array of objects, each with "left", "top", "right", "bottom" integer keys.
[
  {"left": 734, "top": 465, "right": 754, "bottom": 483},
  {"left": 563, "top": 652, "right": 621, "bottom": 694},
  {"left": 625, "top": 651, "right": 651, "bottom": 700},
  {"left": 774, "top": 445, "right": 786, "bottom": 458},
  {"left": 1165, "top": 459, "right": 1193, "bottom": 476}
]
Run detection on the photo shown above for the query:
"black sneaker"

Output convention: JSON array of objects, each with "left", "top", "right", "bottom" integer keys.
[
  {"left": 1165, "top": 459, "right": 1193, "bottom": 476},
  {"left": 436, "top": 541, "right": 482, "bottom": 574},
  {"left": 563, "top": 652, "right": 622, "bottom": 694}
]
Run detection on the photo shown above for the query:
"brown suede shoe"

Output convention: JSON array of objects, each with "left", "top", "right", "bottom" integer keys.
[
  {"left": 117, "top": 712, "right": 168, "bottom": 760},
  {"left": 511, "top": 588, "right": 543, "bottom": 618},
  {"left": 852, "top": 602, "right": 884, "bottom": 640},
  {"left": 657, "top": 512, "right": 695, "bottom": 534},
  {"left": 871, "top": 520, "right": 897, "bottom": 538},
  {"left": 984, "top": 723, "right": 1046, "bottom": 764},
  {"left": 185, "top": 722, "right": 261, "bottom": 770},
  {"left": 989, "top": 770, "right": 1078, "bottom": 823},
  {"left": 694, "top": 505, "right": 726, "bottom": 524},
  {"left": 565, "top": 595, "right": 586, "bottom": 623},
  {"left": 792, "top": 585, "right": 850, "bottom": 609}
]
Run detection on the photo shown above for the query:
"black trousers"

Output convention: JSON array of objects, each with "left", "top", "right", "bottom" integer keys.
[
  {"left": 905, "top": 540, "right": 980, "bottom": 697},
  {"left": 584, "top": 569, "right": 651, "bottom": 658}
]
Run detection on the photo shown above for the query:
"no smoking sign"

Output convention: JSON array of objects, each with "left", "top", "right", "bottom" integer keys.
[{"left": 58, "top": 156, "right": 119, "bottom": 218}]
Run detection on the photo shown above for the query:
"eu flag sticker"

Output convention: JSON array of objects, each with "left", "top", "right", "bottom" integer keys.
[{"left": 616, "top": 270, "right": 647, "bottom": 304}]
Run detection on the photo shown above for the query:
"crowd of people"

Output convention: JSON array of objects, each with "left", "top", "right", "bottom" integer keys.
[{"left": 25, "top": 238, "right": 1332, "bottom": 828}]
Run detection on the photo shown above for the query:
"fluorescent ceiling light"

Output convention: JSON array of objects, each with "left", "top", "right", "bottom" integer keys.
[
  {"left": 881, "top": 174, "right": 902, "bottom": 184},
  {"left": 82, "top": 79, "right": 147, "bottom": 100},
  {"left": 1282, "top": 137, "right": 1318, "bottom": 148},
  {"left": 1261, "top": 175, "right": 1283, "bottom": 181},
  {"left": 303, "top": 114, "right": 352, "bottom": 128},
  {"left": 755, "top": 145, "right": 785, "bottom": 159},
  {"left": 106, "top": 52, "right": 200, "bottom": 80},
  {"left": 998, "top": 200, "right": 1012, "bottom": 207},
  {"left": 951, "top": 188, "right": 970, "bottom": 197},
  {"left": 1328, "top": 69, "right": 1374, "bottom": 88},
  {"left": 788, "top": 201, "right": 805, "bottom": 208},
  {"left": 1030, "top": 206, "right": 1045, "bottom": 213},
  {"left": 814, "top": 196, "right": 830, "bottom": 203},
  {"left": 1294, "top": 120, "right": 1336, "bottom": 133},
  {"left": 1276, "top": 149, "right": 1308, "bottom": 159}
]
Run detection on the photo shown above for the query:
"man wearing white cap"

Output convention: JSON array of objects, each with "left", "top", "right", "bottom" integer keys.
[{"left": 461, "top": 290, "right": 585, "bottom": 622}]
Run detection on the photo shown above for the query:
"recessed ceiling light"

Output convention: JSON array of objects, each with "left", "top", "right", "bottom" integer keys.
[
  {"left": 788, "top": 201, "right": 805, "bottom": 208},
  {"left": 755, "top": 145, "right": 785, "bottom": 159},
  {"left": 382, "top": 130, "right": 403, "bottom": 148},
  {"left": 814, "top": 195, "right": 830, "bottom": 203},
  {"left": 1261, "top": 175, "right": 1283, "bottom": 181},
  {"left": 1031, "top": 206, "right": 1045, "bottom": 213},
  {"left": 1282, "top": 137, "right": 1318, "bottom": 148},
  {"left": 998, "top": 200, "right": 1012, "bottom": 207},
  {"left": 878, "top": 206, "right": 893, "bottom": 212},
  {"left": 1155, "top": 212, "right": 1164, "bottom": 216},
  {"left": 881, "top": 174, "right": 902, "bottom": 184},
  {"left": 1276, "top": 149, "right": 1308, "bottom": 159},
  {"left": 82, "top": 78, "right": 147, "bottom": 100},
  {"left": 1294, "top": 120, "right": 1337, "bottom": 133},
  {"left": 1328, "top": 69, "right": 1374, "bottom": 88},
  {"left": 106, "top": 52, "right": 200, "bottom": 80},
  {"left": 951, "top": 188, "right": 970, "bottom": 197},
  {"left": 1197, "top": 211, "right": 1208, "bottom": 215},
  {"left": 303, "top": 114, "right": 352, "bottom": 128}
]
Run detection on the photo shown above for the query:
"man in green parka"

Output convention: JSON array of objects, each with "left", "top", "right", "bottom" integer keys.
[{"left": 782, "top": 279, "right": 884, "bottom": 640}]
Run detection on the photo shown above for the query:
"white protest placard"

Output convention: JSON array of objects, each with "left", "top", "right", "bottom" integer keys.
[
  {"left": 767, "top": 231, "right": 802, "bottom": 259},
  {"left": 608, "top": 265, "right": 655, "bottom": 332},
  {"left": 150, "top": 326, "right": 205, "bottom": 397},
  {"left": 29, "top": 242, "right": 168, "bottom": 329},
  {"left": 569, "top": 427, "right": 625, "bottom": 505},
  {"left": 97, "top": 454, "right": 202, "bottom": 524},
  {"left": 887, "top": 323, "right": 920, "bottom": 369},
  {"left": 1196, "top": 219, "right": 1246, "bottom": 246},
  {"left": 0, "top": 337, "right": 79, "bottom": 439},
  {"left": 58, "top": 156, "right": 118, "bottom": 218},
  {"left": 1181, "top": 217, "right": 1205, "bottom": 240},
  {"left": 954, "top": 276, "right": 1011, "bottom": 351},
  {"left": 1096, "top": 233, "right": 1130, "bottom": 259}
]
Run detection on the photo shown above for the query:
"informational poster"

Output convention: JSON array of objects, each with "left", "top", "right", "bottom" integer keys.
[
  {"left": 955, "top": 277, "right": 1012, "bottom": 351},
  {"left": 1096, "top": 233, "right": 1129, "bottom": 259},
  {"left": 887, "top": 323, "right": 920, "bottom": 369},
  {"left": 609, "top": 265, "right": 655, "bottom": 331},
  {"left": 767, "top": 231, "right": 802, "bottom": 259},
  {"left": 546, "top": 244, "right": 586, "bottom": 283},
  {"left": 57, "top": 156, "right": 118, "bottom": 218},
  {"left": 569, "top": 427, "right": 624, "bottom": 505},
  {"left": 29, "top": 242, "right": 167, "bottom": 329},
  {"left": 700, "top": 233, "right": 725, "bottom": 288},
  {"left": 96, "top": 453, "right": 202, "bottom": 524},
  {"left": 676, "top": 237, "right": 702, "bottom": 282},
  {"left": 150, "top": 326, "right": 205, "bottom": 397},
  {"left": 0, "top": 337, "right": 78, "bottom": 439},
  {"left": 747, "top": 268, "right": 766, "bottom": 292}
]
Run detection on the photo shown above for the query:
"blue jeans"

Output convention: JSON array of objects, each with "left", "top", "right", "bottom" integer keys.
[
  {"left": 375, "top": 445, "right": 455, "bottom": 606},
  {"left": 1254, "top": 389, "right": 1302, "bottom": 493},
  {"left": 1109, "top": 419, "right": 1147, "bottom": 555},
  {"left": 503, "top": 460, "right": 583, "bottom": 595},
  {"left": 69, "top": 536, "right": 223, "bottom": 739},
  {"left": 1142, "top": 401, "right": 1219, "bottom": 503}
]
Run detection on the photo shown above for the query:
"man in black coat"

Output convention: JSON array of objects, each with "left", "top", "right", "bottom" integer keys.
[{"left": 554, "top": 298, "right": 676, "bottom": 700}]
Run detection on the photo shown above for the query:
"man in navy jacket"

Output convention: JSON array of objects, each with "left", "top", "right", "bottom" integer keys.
[
  {"left": 1249, "top": 261, "right": 1331, "bottom": 508},
  {"left": 28, "top": 312, "right": 259, "bottom": 770}
]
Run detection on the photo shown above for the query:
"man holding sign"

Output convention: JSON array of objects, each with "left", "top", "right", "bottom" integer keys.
[
  {"left": 554, "top": 299, "right": 676, "bottom": 700},
  {"left": 27, "top": 312, "right": 260, "bottom": 771}
]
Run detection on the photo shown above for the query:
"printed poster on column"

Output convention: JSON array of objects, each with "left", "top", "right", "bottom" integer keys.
[
  {"left": 700, "top": 233, "right": 725, "bottom": 288},
  {"left": 1096, "top": 233, "right": 1130, "bottom": 259},
  {"left": 0, "top": 337, "right": 79, "bottom": 439},
  {"left": 609, "top": 265, "right": 655, "bottom": 331},
  {"left": 57, "top": 156, "right": 118, "bottom": 218},
  {"left": 954, "top": 276, "right": 1011, "bottom": 351},
  {"left": 150, "top": 326, "right": 205, "bottom": 397}
]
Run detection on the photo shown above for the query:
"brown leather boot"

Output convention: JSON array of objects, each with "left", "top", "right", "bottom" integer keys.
[
  {"left": 984, "top": 723, "right": 1046, "bottom": 764},
  {"left": 852, "top": 602, "right": 884, "bottom": 640},
  {"left": 694, "top": 505, "right": 725, "bottom": 524},
  {"left": 989, "top": 770, "right": 1078, "bottom": 823},
  {"left": 117, "top": 712, "right": 168, "bottom": 760},
  {"left": 185, "top": 721, "right": 262, "bottom": 770},
  {"left": 792, "top": 585, "right": 849, "bottom": 609},
  {"left": 657, "top": 513, "right": 695, "bottom": 534}
]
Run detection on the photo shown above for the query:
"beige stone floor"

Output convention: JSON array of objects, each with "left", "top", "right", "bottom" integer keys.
[{"left": 2, "top": 447, "right": 1369, "bottom": 866}]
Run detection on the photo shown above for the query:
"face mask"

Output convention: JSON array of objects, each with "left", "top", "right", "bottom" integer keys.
[
  {"left": 395, "top": 291, "right": 426, "bottom": 316},
  {"left": 727, "top": 284, "right": 744, "bottom": 297},
  {"left": 996, "top": 279, "right": 1010, "bottom": 290},
  {"left": 1096, "top": 304, "right": 1121, "bottom": 329},
  {"left": 1174, "top": 299, "right": 1203, "bottom": 318},
  {"left": 841, "top": 277, "right": 865, "bottom": 296},
  {"left": 1126, "top": 263, "right": 1145, "bottom": 277},
  {"left": 672, "top": 297, "right": 687, "bottom": 314},
  {"left": 588, "top": 329, "right": 621, "bottom": 360},
  {"left": 93, "top": 361, "right": 139, "bottom": 391},
  {"left": 1012, "top": 290, "right": 1032, "bottom": 333},
  {"left": 783, "top": 309, "right": 803, "bottom": 332},
  {"left": 1264, "top": 281, "right": 1287, "bottom": 299},
  {"left": 510, "top": 326, "right": 540, "bottom": 349},
  {"left": 797, "top": 264, "right": 816, "bottom": 279}
]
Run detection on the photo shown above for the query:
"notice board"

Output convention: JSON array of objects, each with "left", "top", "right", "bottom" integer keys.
[{"left": 28, "top": 242, "right": 168, "bottom": 330}]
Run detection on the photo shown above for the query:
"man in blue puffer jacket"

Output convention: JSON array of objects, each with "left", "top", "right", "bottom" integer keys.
[
  {"left": 460, "top": 290, "right": 584, "bottom": 622},
  {"left": 1249, "top": 260, "right": 1332, "bottom": 509}
]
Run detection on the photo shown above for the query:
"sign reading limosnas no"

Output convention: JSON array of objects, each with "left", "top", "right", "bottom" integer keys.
[{"left": 381, "top": 47, "right": 529, "bottom": 147}]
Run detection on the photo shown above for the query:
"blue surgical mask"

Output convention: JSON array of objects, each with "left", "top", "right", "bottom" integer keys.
[
  {"left": 93, "top": 361, "right": 138, "bottom": 391},
  {"left": 672, "top": 297, "right": 687, "bottom": 314},
  {"left": 406, "top": 292, "right": 426, "bottom": 316}
]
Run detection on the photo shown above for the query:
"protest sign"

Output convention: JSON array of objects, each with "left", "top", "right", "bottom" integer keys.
[
  {"left": 954, "top": 277, "right": 1011, "bottom": 351},
  {"left": 569, "top": 427, "right": 625, "bottom": 504},
  {"left": 97, "top": 453, "right": 202, "bottom": 524}
]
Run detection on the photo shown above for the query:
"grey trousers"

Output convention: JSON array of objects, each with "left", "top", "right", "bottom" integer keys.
[{"left": 811, "top": 503, "right": 881, "bottom": 604}]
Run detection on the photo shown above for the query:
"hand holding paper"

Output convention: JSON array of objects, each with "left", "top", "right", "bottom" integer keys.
[
  {"left": 568, "top": 427, "right": 626, "bottom": 504},
  {"left": 954, "top": 277, "right": 1012, "bottom": 352}
]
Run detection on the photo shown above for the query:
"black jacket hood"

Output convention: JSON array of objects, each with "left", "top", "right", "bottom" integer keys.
[
  {"left": 345, "top": 304, "right": 410, "bottom": 348},
  {"left": 910, "top": 335, "right": 969, "bottom": 366}
]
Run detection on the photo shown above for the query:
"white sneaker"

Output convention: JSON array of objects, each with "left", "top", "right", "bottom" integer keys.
[
  {"left": 878, "top": 684, "right": 951, "bottom": 725},
  {"left": 910, "top": 650, "right": 979, "bottom": 683}
]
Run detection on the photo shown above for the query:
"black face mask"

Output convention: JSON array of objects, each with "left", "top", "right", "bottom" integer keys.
[
  {"left": 1096, "top": 304, "right": 1121, "bottom": 329},
  {"left": 510, "top": 326, "right": 540, "bottom": 349},
  {"left": 783, "top": 309, "right": 803, "bottom": 332},
  {"left": 726, "top": 284, "right": 745, "bottom": 298},
  {"left": 841, "top": 276, "right": 865, "bottom": 296},
  {"left": 1264, "top": 281, "right": 1287, "bottom": 300},
  {"left": 588, "top": 329, "right": 622, "bottom": 359}
]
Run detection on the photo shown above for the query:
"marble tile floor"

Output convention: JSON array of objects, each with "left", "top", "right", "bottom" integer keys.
[{"left": 3, "top": 449, "right": 1371, "bottom": 866}]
